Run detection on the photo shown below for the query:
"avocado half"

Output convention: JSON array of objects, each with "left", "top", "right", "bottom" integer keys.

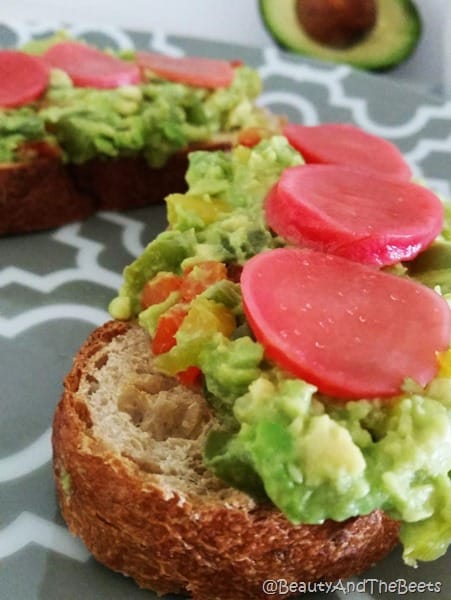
[{"left": 259, "top": 0, "right": 421, "bottom": 70}]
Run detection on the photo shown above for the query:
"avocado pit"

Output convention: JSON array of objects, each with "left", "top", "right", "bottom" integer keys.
[{"left": 296, "top": 0, "right": 377, "bottom": 49}]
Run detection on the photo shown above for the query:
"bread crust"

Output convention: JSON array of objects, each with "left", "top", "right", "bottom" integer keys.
[
  {"left": 70, "top": 141, "right": 232, "bottom": 212},
  {"left": 53, "top": 320, "right": 400, "bottom": 600},
  {"left": 0, "top": 157, "right": 93, "bottom": 235},
  {"left": 0, "top": 141, "right": 230, "bottom": 236}
]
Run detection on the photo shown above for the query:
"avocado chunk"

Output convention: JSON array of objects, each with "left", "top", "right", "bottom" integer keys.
[
  {"left": 259, "top": 0, "right": 421, "bottom": 70},
  {"left": 406, "top": 241, "right": 451, "bottom": 294}
]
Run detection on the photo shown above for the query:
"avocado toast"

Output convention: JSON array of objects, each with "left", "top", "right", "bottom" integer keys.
[
  {"left": 0, "top": 37, "right": 275, "bottom": 234},
  {"left": 52, "top": 124, "right": 451, "bottom": 598}
]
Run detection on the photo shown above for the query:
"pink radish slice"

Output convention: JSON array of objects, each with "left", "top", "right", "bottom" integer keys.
[
  {"left": 43, "top": 41, "right": 141, "bottom": 89},
  {"left": 283, "top": 123, "right": 412, "bottom": 180},
  {"left": 241, "top": 248, "right": 451, "bottom": 399},
  {"left": 265, "top": 164, "right": 444, "bottom": 266},
  {"left": 136, "top": 52, "right": 234, "bottom": 88},
  {"left": 0, "top": 51, "right": 49, "bottom": 108}
]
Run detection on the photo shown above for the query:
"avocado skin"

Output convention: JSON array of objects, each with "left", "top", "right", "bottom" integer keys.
[{"left": 259, "top": 0, "right": 422, "bottom": 71}]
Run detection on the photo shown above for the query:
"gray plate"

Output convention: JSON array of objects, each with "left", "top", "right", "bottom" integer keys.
[{"left": 1, "top": 21, "right": 450, "bottom": 600}]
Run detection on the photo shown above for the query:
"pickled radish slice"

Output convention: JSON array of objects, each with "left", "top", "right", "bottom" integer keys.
[
  {"left": 241, "top": 248, "right": 451, "bottom": 399},
  {"left": 44, "top": 41, "right": 141, "bottom": 88},
  {"left": 136, "top": 52, "right": 234, "bottom": 88},
  {"left": 266, "top": 165, "right": 444, "bottom": 266},
  {"left": 0, "top": 51, "right": 49, "bottom": 108},
  {"left": 283, "top": 123, "right": 412, "bottom": 180}
]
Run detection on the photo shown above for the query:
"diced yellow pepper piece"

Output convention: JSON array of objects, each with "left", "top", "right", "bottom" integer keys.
[
  {"left": 178, "top": 297, "right": 236, "bottom": 341},
  {"left": 437, "top": 349, "right": 451, "bottom": 377},
  {"left": 166, "top": 193, "right": 232, "bottom": 229},
  {"left": 154, "top": 297, "right": 236, "bottom": 375}
]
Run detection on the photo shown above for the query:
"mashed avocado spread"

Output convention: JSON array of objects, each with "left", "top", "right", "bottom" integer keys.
[
  {"left": 0, "top": 107, "right": 49, "bottom": 163},
  {"left": 110, "top": 136, "right": 451, "bottom": 567},
  {"left": 0, "top": 39, "right": 268, "bottom": 165}
]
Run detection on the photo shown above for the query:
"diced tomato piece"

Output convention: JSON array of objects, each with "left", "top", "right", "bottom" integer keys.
[
  {"left": 43, "top": 41, "right": 141, "bottom": 89},
  {"left": 17, "top": 140, "right": 61, "bottom": 161},
  {"left": 265, "top": 164, "right": 444, "bottom": 266},
  {"left": 141, "top": 273, "right": 182, "bottom": 308},
  {"left": 241, "top": 248, "right": 451, "bottom": 399},
  {"left": 151, "top": 305, "right": 187, "bottom": 355},
  {"left": 136, "top": 52, "right": 234, "bottom": 88},
  {"left": 238, "top": 127, "right": 265, "bottom": 148},
  {"left": 177, "top": 366, "right": 202, "bottom": 386},
  {"left": 283, "top": 123, "right": 412, "bottom": 180},
  {"left": 181, "top": 261, "right": 228, "bottom": 301},
  {"left": 0, "top": 51, "right": 49, "bottom": 108}
]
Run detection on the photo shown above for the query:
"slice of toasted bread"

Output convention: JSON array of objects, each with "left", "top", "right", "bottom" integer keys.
[
  {"left": 52, "top": 320, "right": 399, "bottom": 600},
  {"left": 0, "top": 140, "right": 232, "bottom": 236},
  {"left": 69, "top": 140, "right": 233, "bottom": 212},
  {"left": 0, "top": 156, "right": 93, "bottom": 235}
]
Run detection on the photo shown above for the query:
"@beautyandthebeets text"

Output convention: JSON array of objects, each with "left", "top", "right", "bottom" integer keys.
[{"left": 261, "top": 578, "right": 442, "bottom": 595}]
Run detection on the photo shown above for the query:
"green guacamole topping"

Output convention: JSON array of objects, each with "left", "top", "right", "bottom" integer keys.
[
  {"left": 1, "top": 38, "right": 269, "bottom": 166},
  {"left": 109, "top": 136, "right": 451, "bottom": 567},
  {"left": 0, "top": 107, "right": 49, "bottom": 163},
  {"left": 39, "top": 64, "right": 266, "bottom": 166}
]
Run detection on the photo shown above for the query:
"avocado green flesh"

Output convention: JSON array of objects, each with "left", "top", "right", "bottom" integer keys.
[
  {"left": 407, "top": 241, "right": 451, "bottom": 294},
  {"left": 0, "top": 107, "right": 50, "bottom": 163},
  {"left": 109, "top": 137, "right": 451, "bottom": 566},
  {"left": 259, "top": 0, "right": 421, "bottom": 70}
]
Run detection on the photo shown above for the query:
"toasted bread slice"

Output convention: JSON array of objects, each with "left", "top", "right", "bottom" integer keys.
[
  {"left": 0, "top": 156, "right": 93, "bottom": 235},
  {"left": 0, "top": 140, "right": 232, "bottom": 236},
  {"left": 70, "top": 140, "right": 233, "bottom": 212},
  {"left": 52, "top": 320, "right": 399, "bottom": 600}
]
